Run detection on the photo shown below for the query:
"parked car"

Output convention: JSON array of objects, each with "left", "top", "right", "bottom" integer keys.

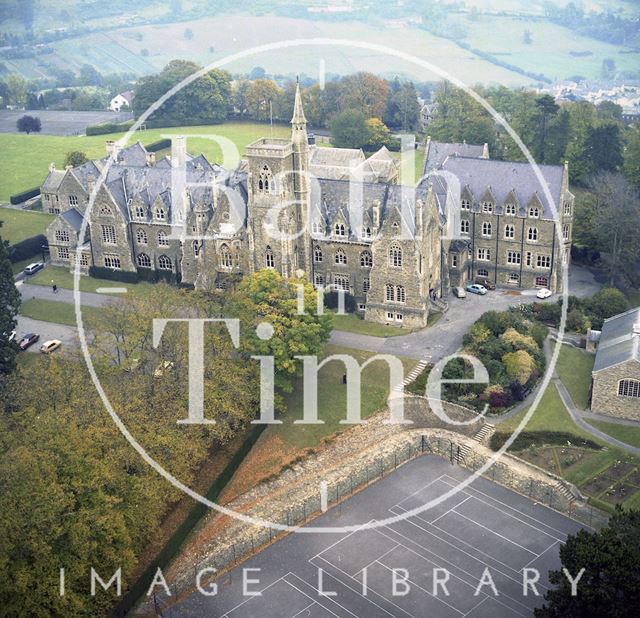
[
  {"left": 154, "top": 360, "right": 175, "bottom": 378},
  {"left": 466, "top": 283, "right": 488, "bottom": 295},
  {"left": 23, "top": 262, "right": 44, "bottom": 276},
  {"left": 19, "top": 333, "right": 40, "bottom": 350},
  {"left": 475, "top": 277, "right": 496, "bottom": 290},
  {"left": 536, "top": 287, "right": 553, "bottom": 299},
  {"left": 452, "top": 286, "right": 467, "bottom": 298},
  {"left": 40, "top": 339, "right": 62, "bottom": 354}
]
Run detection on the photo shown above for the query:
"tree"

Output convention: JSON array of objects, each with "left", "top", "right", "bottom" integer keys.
[
  {"left": 596, "top": 100, "right": 623, "bottom": 122},
  {"left": 587, "top": 172, "right": 640, "bottom": 286},
  {"left": 245, "top": 78, "right": 282, "bottom": 121},
  {"left": 16, "top": 115, "right": 41, "bottom": 134},
  {"left": 586, "top": 287, "right": 630, "bottom": 329},
  {"left": 338, "top": 72, "right": 390, "bottom": 120},
  {"left": 535, "top": 507, "right": 640, "bottom": 617},
  {"left": 330, "top": 109, "right": 371, "bottom": 149},
  {"left": 384, "top": 80, "right": 421, "bottom": 131},
  {"left": 502, "top": 350, "right": 536, "bottom": 384},
  {"left": 365, "top": 118, "right": 392, "bottom": 150},
  {"left": 535, "top": 94, "right": 560, "bottom": 163},
  {"left": 228, "top": 270, "right": 333, "bottom": 393},
  {"left": 0, "top": 222, "right": 20, "bottom": 375},
  {"left": 5, "top": 74, "right": 27, "bottom": 107},
  {"left": 64, "top": 151, "right": 88, "bottom": 168},
  {"left": 585, "top": 122, "right": 623, "bottom": 173},
  {"left": 623, "top": 125, "right": 640, "bottom": 188},
  {"left": 78, "top": 63, "right": 103, "bottom": 87}
]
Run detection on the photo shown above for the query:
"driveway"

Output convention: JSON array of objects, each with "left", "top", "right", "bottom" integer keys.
[{"left": 15, "top": 316, "right": 78, "bottom": 354}]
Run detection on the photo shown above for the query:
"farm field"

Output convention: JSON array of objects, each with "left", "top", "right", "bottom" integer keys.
[
  {"left": 0, "top": 208, "right": 55, "bottom": 243},
  {"left": 457, "top": 14, "right": 640, "bottom": 81},
  {"left": 0, "top": 122, "right": 290, "bottom": 202}
]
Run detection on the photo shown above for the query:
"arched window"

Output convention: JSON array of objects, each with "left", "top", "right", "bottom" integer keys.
[
  {"left": 389, "top": 245, "right": 402, "bottom": 267},
  {"left": 396, "top": 286, "right": 406, "bottom": 303},
  {"left": 335, "top": 248, "right": 347, "bottom": 265},
  {"left": 99, "top": 205, "right": 112, "bottom": 216},
  {"left": 220, "top": 243, "right": 232, "bottom": 268},
  {"left": 314, "top": 246, "right": 323, "bottom": 263},
  {"left": 461, "top": 199, "right": 470, "bottom": 211},
  {"left": 363, "top": 226, "right": 372, "bottom": 238},
  {"left": 482, "top": 202, "right": 493, "bottom": 213},
  {"left": 155, "top": 207, "right": 166, "bottom": 221},
  {"left": 193, "top": 240, "right": 201, "bottom": 257},
  {"left": 618, "top": 379, "right": 640, "bottom": 398},
  {"left": 528, "top": 227, "right": 538, "bottom": 242},
  {"left": 529, "top": 207, "right": 539, "bottom": 218},
  {"left": 505, "top": 203, "right": 516, "bottom": 215},
  {"left": 157, "top": 231, "right": 169, "bottom": 246},
  {"left": 258, "top": 165, "right": 273, "bottom": 193},
  {"left": 334, "top": 223, "right": 346, "bottom": 237},
  {"left": 504, "top": 224, "right": 515, "bottom": 239},
  {"left": 137, "top": 253, "right": 151, "bottom": 268},
  {"left": 461, "top": 220, "right": 470, "bottom": 234},
  {"left": 135, "top": 205, "right": 145, "bottom": 219},
  {"left": 312, "top": 221, "right": 322, "bottom": 235},
  {"left": 334, "top": 275, "right": 349, "bottom": 291},
  {"left": 386, "top": 284, "right": 394, "bottom": 302},
  {"left": 360, "top": 251, "right": 372, "bottom": 267},
  {"left": 482, "top": 222, "right": 492, "bottom": 237},
  {"left": 136, "top": 228, "right": 148, "bottom": 244},
  {"left": 265, "top": 246, "right": 274, "bottom": 268},
  {"left": 158, "top": 255, "right": 172, "bottom": 270}
]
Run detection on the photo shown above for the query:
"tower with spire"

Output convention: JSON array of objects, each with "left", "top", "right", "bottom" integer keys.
[{"left": 244, "top": 78, "right": 311, "bottom": 277}]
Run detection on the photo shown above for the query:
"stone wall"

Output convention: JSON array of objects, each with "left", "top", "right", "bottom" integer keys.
[{"left": 592, "top": 360, "right": 640, "bottom": 420}]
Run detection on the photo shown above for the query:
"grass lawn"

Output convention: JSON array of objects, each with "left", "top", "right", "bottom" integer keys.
[
  {"left": 554, "top": 344, "right": 594, "bottom": 410},
  {"left": 627, "top": 289, "right": 640, "bottom": 308},
  {"left": 331, "top": 312, "right": 418, "bottom": 337},
  {"left": 19, "top": 298, "right": 101, "bottom": 327},
  {"left": 26, "top": 265, "right": 155, "bottom": 299},
  {"left": 586, "top": 420, "right": 640, "bottom": 450},
  {"left": 0, "top": 122, "right": 290, "bottom": 202},
  {"left": 0, "top": 208, "right": 55, "bottom": 243},
  {"left": 273, "top": 345, "right": 416, "bottom": 450},
  {"left": 11, "top": 257, "right": 37, "bottom": 275}
]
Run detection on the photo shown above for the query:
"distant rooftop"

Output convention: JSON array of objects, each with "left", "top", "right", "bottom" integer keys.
[{"left": 593, "top": 307, "right": 640, "bottom": 373}]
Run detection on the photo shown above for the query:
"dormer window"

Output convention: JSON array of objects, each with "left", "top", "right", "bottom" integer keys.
[
  {"left": 135, "top": 205, "right": 145, "bottom": 219},
  {"left": 334, "top": 223, "right": 346, "bottom": 237},
  {"left": 529, "top": 207, "right": 539, "bottom": 218},
  {"left": 363, "top": 226, "right": 372, "bottom": 238},
  {"left": 505, "top": 203, "right": 516, "bottom": 215},
  {"left": 564, "top": 202, "right": 572, "bottom": 216},
  {"left": 155, "top": 207, "right": 166, "bottom": 221},
  {"left": 482, "top": 202, "right": 493, "bottom": 213},
  {"left": 461, "top": 199, "right": 470, "bottom": 211},
  {"left": 312, "top": 221, "right": 322, "bottom": 235}
]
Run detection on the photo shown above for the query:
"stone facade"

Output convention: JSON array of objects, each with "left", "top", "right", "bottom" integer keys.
[
  {"left": 42, "top": 84, "right": 572, "bottom": 328},
  {"left": 592, "top": 359, "right": 640, "bottom": 420}
]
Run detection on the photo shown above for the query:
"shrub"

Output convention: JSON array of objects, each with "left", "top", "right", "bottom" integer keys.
[
  {"left": 530, "top": 323, "right": 549, "bottom": 348},
  {"left": 8, "top": 234, "right": 46, "bottom": 262},
  {"left": 586, "top": 287, "right": 630, "bottom": 330},
  {"left": 533, "top": 302, "right": 561, "bottom": 327},
  {"left": 566, "top": 308, "right": 589, "bottom": 333},
  {"left": 490, "top": 431, "right": 601, "bottom": 451},
  {"left": 85, "top": 120, "right": 134, "bottom": 136},
  {"left": 145, "top": 138, "right": 171, "bottom": 152},
  {"left": 89, "top": 266, "right": 139, "bottom": 283},
  {"left": 9, "top": 187, "right": 40, "bottom": 204}
]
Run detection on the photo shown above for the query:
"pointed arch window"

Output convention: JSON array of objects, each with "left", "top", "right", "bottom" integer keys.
[
  {"left": 312, "top": 221, "right": 322, "bottom": 235},
  {"left": 99, "top": 205, "right": 113, "bottom": 216},
  {"left": 529, "top": 206, "right": 540, "bottom": 218},
  {"left": 482, "top": 222, "right": 492, "bottom": 237},
  {"left": 360, "top": 250, "right": 372, "bottom": 268},
  {"left": 389, "top": 245, "right": 402, "bottom": 267},
  {"left": 137, "top": 253, "right": 151, "bottom": 268},
  {"left": 482, "top": 202, "right": 493, "bottom": 213},
  {"left": 258, "top": 165, "right": 274, "bottom": 193},
  {"left": 461, "top": 219, "right": 470, "bottom": 235},
  {"left": 335, "top": 248, "right": 347, "bottom": 265},
  {"left": 265, "top": 246, "right": 274, "bottom": 268},
  {"left": 396, "top": 286, "right": 406, "bottom": 303},
  {"left": 158, "top": 255, "right": 172, "bottom": 270},
  {"left": 527, "top": 227, "right": 538, "bottom": 242},
  {"left": 135, "top": 205, "right": 146, "bottom": 219},
  {"left": 155, "top": 206, "right": 166, "bottom": 221},
  {"left": 505, "top": 203, "right": 516, "bottom": 216},
  {"left": 386, "top": 284, "right": 394, "bottom": 302},
  {"left": 136, "top": 228, "right": 148, "bottom": 245},
  {"left": 334, "top": 223, "right": 346, "bottom": 237},
  {"left": 363, "top": 226, "right": 372, "bottom": 238},
  {"left": 618, "top": 379, "right": 640, "bottom": 398},
  {"left": 314, "top": 246, "right": 323, "bottom": 263},
  {"left": 461, "top": 199, "right": 471, "bottom": 211},
  {"left": 193, "top": 240, "right": 202, "bottom": 257},
  {"left": 220, "top": 243, "right": 232, "bottom": 268},
  {"left": 157, "top": 230, "right": 169, "bottom": 246},
  {"left": 504, "top": 224, "right": 515, "bottom": 239}
]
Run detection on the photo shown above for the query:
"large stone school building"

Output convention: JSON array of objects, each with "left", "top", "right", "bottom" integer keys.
[{"left": 43, "top": 84, "right": 573, "bottom": 329}]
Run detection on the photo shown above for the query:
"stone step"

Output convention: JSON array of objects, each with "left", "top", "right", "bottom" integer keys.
[{"left": 473, "top": 422, "right": 496, "bottom": 443}]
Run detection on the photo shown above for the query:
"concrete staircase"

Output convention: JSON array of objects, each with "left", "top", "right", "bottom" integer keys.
[
  {"left": 473, "top": 422, "right": 496, "bottom": 445},
  {"left": 393, "top": 359, "right": 430, "bottom": 392}
]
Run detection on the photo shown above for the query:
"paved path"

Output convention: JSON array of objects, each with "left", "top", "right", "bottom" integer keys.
[
  {"left": 17, "top": 281, "right": 110, "bottom": 308},
  {"left": 16, "top": 316, "right": 78, "bottom": 353}
]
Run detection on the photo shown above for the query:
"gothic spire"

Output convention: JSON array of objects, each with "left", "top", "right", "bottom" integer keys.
[{"left": 291, "top": 77, "right": 307, "bottom": 126}]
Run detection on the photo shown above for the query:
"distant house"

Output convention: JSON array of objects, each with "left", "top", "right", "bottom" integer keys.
[
  {"left": 109, "top": 91, "right": 134, "bottom": 112},
  {"left": 591, "top": 307, "right": 640, "bottom": 420}
]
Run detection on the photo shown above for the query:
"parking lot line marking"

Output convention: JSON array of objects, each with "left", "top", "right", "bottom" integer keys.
[
  {"left": 439, "top": 475, "right": 568, "bottom": 539},
  {"left": 219, "top": 573, "right": 292, "bottom": 618},
  {"left": 96, "top": 287, "right": 128, "bottom": 294},
  {"left": 310, "top": 520, "right": 375, "bottom": 562},
  {"left": 430, "top": 496, "right": 472, "bottom": 525},
  {"left": 392, "top": 475, "right": 446, "bottom": 510},
  {"left": 290, "top": 601, "right": 317, "bottom": 618},
  {"left": 462, "top": 595, "right": 488, "bottom": 617},
  {"left": 523, "top": 539, "right": 560, "bottom": 568},
  {"left": 310, "top": 556, "right": 415, "bottom": 618},
  {"left": 356, "top": 543, "right": 400, "bottom": 576}
]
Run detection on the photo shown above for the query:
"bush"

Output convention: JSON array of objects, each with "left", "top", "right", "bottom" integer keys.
[
  {"left": 9, "top": 187, "right": 40, "bottom": 204},
  {"left": 530, "top": 322, "right": 549, "bottom": 348},
  {"left": 566, "top": 308, "right": 589, "bottom": 333},
  {"left": 490, "top": 431, "right": 601, "bottom": 451},
  {"left": 8, "top": 234, "right": 46, "bottom": 262},
  {"left": 85, "top": 120, "right": 134, "bottom": 136},
  {"left": 89, "top": 266, "right": 139, "bottom": 283},
  {"left": 324, "top": 291, "right": 356, "bottom": 313},
  {"left": 533, "top": 302, "right": 561, "bottom": 327},
  {"left": 17, "top": 115, "right": 41, "bottom": 133},
  {"left": 145, "top": 138, "right": 171, "bottom": 152}
]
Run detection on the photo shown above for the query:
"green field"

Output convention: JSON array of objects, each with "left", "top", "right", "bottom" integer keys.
[
  {"left": 19, "top": 298, "right": 101, "bottom": 326},
  {"left": 554, "top": 344, "right": 595, "bottom": 410},
  {"left": 586, "top": 420, "right": 640, "bottom": 449},
  {"left": 0, "top": 122, "right": 291, "bottom": 202},
  {"left": 331, "top": 312, "right": 417, "bottom": 337},
  {"left": 0, "top": 208, "right": 55, "bottom": 243}
]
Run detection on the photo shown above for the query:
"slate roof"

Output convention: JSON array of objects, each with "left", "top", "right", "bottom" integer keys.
[
  {"left": 310, "top": 146, "right": 364, "bottom": 167},
  {"left": 42, "top": 169, "right": 66, "bottom": 191},
  {"left": 593, "top": 307, "right": 640, "bottom": 373},
  {"left": 61, "top": 207, "right": 84, "bottom": 231},
  {"left": 440, "top": 156, "right": 564, "bottom": 220},
  {"left": 424, "top": 140, "right": 485, "bottom": 174}
]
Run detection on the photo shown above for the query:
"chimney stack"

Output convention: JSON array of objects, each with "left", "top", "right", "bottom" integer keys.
[
  {"left": 173, "top": 136, "right": 186, "bottom": 169},
  {"left": 146, "top": 151, "right": 156, "bottom": 166},
  {"left": 106, "top": 140, "right": 115, "bottom": 156},
  {"left": 87, "top": 174, "right": 96, "bottom": 196}
]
